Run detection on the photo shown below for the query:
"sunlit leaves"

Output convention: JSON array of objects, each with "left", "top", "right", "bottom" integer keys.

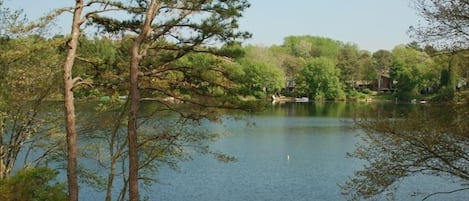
[
  {"left": 236, "top": 58, "right": 284, "bottom": 98},
  {"left": 283, "top": 36, "right": 342, "bottom": 59},
  {"left": 297, "top": 57, "right": 345, "bottom": 100},
  {"left": 391, "top": 45, "right": 435, "bottom": 99},
  {"left": 0, "top": 33, "right": 63, "bottom": 178}
]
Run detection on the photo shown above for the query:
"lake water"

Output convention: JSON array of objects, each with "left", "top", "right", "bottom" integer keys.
[
  {"left": 151, "top": 105, "right": 358, "bottom": 201},
  {"left": 76, "top": 102, "right": 467, "bottom": 201}
]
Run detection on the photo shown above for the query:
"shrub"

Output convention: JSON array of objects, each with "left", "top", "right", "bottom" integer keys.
[{"left": 0, "top": 167, "right": 67, "bottom": 201}]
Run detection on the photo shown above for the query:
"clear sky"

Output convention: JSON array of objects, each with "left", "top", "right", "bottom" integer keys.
[{"left": 4, "top": 0, "right": 421, "bottom": 52}]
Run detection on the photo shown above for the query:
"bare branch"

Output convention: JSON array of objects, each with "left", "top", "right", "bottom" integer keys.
[{"left": 422, "top": 187, "right": 469, "bottom": 201}]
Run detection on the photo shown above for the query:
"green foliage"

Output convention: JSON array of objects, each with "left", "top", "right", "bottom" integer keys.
[
  {"left": 372, "top": 49, "right": 393, "bottom": 75},
  {"left": 440, "top": 68, "right": 451, "bottom": 88},
  {"left": 390, "top": 46, "right": 434, "bottom": 100},
  {"left": 0, "top": 167, "right": 67, "bottom": 201},
  {"left": 73, "top": 35, "right": 127, "bottom": 98},
  {"left": 217, "top": 42, "right": 246, "bottom": 58},
  {"left": 90, "top": 0, "right": 251, "bottom": 43},
  {"left": 358, "top": 52, "right": 375, "bottom": 81},
  {"left": 296, "top": 57, "right": 345, "bottom": 100},
  {"left": 0, "top": 34, "right": 62, "bottom": 178},
  {"left": 433, "top": 86, "right": 455, "bottom": 101},
  {"left": 283, "top": 35, "right": 342, "bottom": 59},
  {"left": 234, "top": 45, "right": 287, "bottom": 97},
  {"left": 280, "top": 54, "right": 306, "bottom": 78},
  {"left": 347, "top": 90, "right": 368, "bottom": 100},
  {"left": 336, "top": 43, "right": 360, "bottom": 89},
  {"left": 236, "top": 58, "right": 285, "bottom": 98}
]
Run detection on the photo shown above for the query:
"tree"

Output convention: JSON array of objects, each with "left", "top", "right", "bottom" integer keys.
[
  {"left": 296, "top": 57, "right": 345, "bottom": 100},
  {"left": 280, "top": 54, "right": 305, "bottom": 79},
  {"left": 61, "top": 3, "right": 86, "bottom": 200},
  {"left": 0, "top": 36, "right": 63, "bottom": 178},
  {"left": 410, "top": 0, "right": 469, "bottom": 50},
  {"left": 357, "top": 51, "right": 375, "bottom": 83},
  {"left": 342, "top": 103, "right": 469, "bottom": 201},
  {"left": 371, "top": 50, "right": 393, "bottom": 91},
  {"left": 336, "top": 43, "right": 360, "bottom": 90},
  {"left": 237, "top": 58, "right": 285, "bottom": 98},
  {"left": 372, "top": 50, "right": 393, "bottom": 77},
  {"left": 88, "top": 1, "right": 251, "bottom": 201},
  {"left": 283, "top": 35, "right": 342, "bottom": 59},
  {"left": 390, "top": 46, "right": 434, "bottom": 100},
  {"left": 39, "top": 2, "right": 127, "bottom": 200},
  {"left": 0, "top": 167, "right": 67, "bottom": 201},
  {"left": 0, "top": 1, "right": 63, "bottom": 180},
  {"left": 74, "top": 36, "right": 120, "bottom": 97},
  {"left": 236, "top": 45, "right": 286, "bottom": 97}
]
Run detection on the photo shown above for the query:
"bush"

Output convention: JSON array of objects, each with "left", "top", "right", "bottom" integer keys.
[
  {"left": 0, "top": 167, "right": 67, "bottom": 201},
  {"left": 361, "top": 88, "right": 373, "bottom": 95},
  {"left": 432, "top": 86, "right": 455, "bottom": 102}
]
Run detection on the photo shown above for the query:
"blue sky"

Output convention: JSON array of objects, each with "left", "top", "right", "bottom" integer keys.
[
  {"left": 240, "top": 0, "right": 420, "bottom": 51},
  {"left": 5, "top": 0, "right": 420, "bottom": 52}
]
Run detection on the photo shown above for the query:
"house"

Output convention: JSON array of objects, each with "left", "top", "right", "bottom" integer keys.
[
  {"left": 356, "top": 75, "right": 394, "bottom": 93},
  {"left": 373, "top": 74, "right": 394, "bottom": 93}
]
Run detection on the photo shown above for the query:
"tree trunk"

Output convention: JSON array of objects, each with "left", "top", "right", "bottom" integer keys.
[
  {"left": 64, "top": 1, "right": 84, "bottom": 201},
  {"left": 127, "top": 2, "right": 159, "bottom": 201},
  {"left": 105, "top": 158, "right": 116, "bottom": 201},
  {"left": 128, "top": 45, "right": 140, "bottom": 201}
]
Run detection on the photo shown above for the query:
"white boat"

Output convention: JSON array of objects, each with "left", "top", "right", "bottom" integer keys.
[{"left": 295, "top": 97, "right": 309, "bottom": 102}]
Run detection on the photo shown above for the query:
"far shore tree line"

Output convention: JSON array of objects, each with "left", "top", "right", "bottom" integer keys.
[
  {"left": 1, "top": 0, "right": 469, "bottom": 201},
  {"left": 3, "top": 33, "right": 469, "bottom": 103}
]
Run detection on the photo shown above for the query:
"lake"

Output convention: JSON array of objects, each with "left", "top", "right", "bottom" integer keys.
[
  {"left": 74, "top": 101, "right": 467, "bottom": 201},
  {"left": 151, "top": 103, "right": 359, "bottom": 201}
]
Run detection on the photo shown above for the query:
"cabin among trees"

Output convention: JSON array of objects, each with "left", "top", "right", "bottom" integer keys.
[
  {"left": 284, "top": 74, "right": 394, "bottom": 97},
  {"left": 373, "top": 74, "right": 394, "bottom": 93},
  {"left": 357, "top": 75, "right": 394, "bottom": 93}
]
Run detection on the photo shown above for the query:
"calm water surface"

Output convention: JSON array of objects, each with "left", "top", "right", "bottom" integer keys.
[
  {"left": 152, "top": 108, "right": 359, "bottom": 201},
  {"left": 79, "top": 102, "right": 467, "bottom": 201}
]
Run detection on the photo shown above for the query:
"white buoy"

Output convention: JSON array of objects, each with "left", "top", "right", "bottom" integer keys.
[{"left": 287, "top": 154, "right": 290, "bottom": 160}]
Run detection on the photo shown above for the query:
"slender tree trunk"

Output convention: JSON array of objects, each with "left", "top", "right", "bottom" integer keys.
[
  {"left": 64, "top": 1, "right": 84, "bottom": 201},
  {"left": 128, "top": 44, "right": 141, "bottom": 201},
  {"left": 0, "top": 145, "right": 4, "bottom": 179},
  {"left": 127, "top": 2, "right": 159, "bottom": 201},
  {"left": 105, "top": 158, "right": 116, "bottom": 201}
]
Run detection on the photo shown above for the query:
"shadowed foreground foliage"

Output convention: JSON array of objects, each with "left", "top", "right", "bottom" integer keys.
[
  {"left": 342, "top": 103, "right": 469, "bottom": 200},
  {"left": 0, "top": 167, "right": 67, "bottom": 201}
]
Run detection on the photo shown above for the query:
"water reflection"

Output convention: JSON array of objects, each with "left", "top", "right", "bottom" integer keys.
[{"left": 264, "top": 102, "right": 367, "bottom": 117}]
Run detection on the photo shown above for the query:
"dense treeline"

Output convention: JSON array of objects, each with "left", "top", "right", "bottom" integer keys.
[{"left": 3, "top": 34, "right": 468, "bottom": 103}]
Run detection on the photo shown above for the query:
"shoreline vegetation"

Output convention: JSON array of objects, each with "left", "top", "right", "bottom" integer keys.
[
  {"left": 268, "top": 90, "right": 469, "bottom": 104},
  {"left": 47, "top": 89, "right": 468, "bottom": 104}
]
